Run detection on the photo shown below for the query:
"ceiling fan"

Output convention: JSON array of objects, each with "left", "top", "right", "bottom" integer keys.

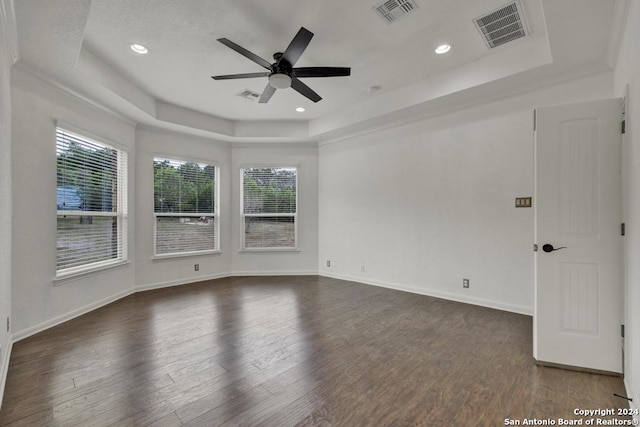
[{"left": 211, "top": 27, "right": 351, "bottom": 104}]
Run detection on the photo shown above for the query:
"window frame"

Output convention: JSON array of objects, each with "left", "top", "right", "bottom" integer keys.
[
  {"left": 152, "top": 155, "right": 220, "bottom": 259},
  {"left": 55, "top": 125, "right": 129, "bottom": 280},
  {"left": 240, "top": 165, "right": 299, "bottom": 252}
]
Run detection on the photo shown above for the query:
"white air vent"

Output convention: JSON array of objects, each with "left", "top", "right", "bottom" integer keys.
[
  {"left": 236, "top": 89, "right": 261, "bottom": 102},
  {"left": 474, "top": 1, "right": 529, "bottom": 49},
  {"left": 373, "top": 0, "right": 419, "bottom": 24}
]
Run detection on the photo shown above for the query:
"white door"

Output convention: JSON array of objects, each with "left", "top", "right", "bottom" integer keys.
[{"left": 534, "top": 98, "right": 623, "bottom": 373}]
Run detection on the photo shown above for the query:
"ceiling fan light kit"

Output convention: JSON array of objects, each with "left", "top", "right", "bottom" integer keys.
[
  {"left": 211, "top": 27, "right": 351, "bottom": 104},
  {"left": 269, "top": 73, "right": 292, "bottom": 89}
]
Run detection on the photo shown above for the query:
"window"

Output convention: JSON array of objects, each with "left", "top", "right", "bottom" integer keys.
[
  {"left": 154, "top": 157, "right": 218, "bottom": 256},
  {"left": 56, "top": 128, "right": 128, "bottom": 277},
  {"left": 241, "top": 167, "right": 297, "bottom": 249}
]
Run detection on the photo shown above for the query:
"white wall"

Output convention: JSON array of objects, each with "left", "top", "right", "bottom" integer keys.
[
  {"left": 614, "top": 0, "right": 640, "bottom": 415},
  {"left": 10, "top": 67, "right": 136, "bottom": 339},
  {"left": 134, "top": 126, "right": 233, "bottom": 289},
  {"left": 0, "top": 3, "right": 14, "bottom": 407},
  {"left": 231, "top": 144, "right": 319, "bottom": 275},
  {"left": 318, "top": 72, "right": 613, "bottom": 315}
]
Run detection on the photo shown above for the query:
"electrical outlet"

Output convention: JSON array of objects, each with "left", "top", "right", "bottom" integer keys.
[
  {"left": 6, "top": 316, "right": 9, "bottom": 332},
  {"left": 194, "top": 264, "right": 199, "bottom": 271},
  {"left": 463, "top": 279, "right": 470, "bottom": 288},
  {"left": 326, "top": 260, "right": 331, "bottom": 267}
]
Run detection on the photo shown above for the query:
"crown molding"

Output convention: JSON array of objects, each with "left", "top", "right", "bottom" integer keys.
[
  {"left": 318, "top": 66, "right": 612, "bottom": 147},
  {"left": 606, "top": 0, "right": 631, "bottom": 69},
  {"left": 0, "top": 0, "right": 19, "bottom": 64},
  {"left": 13, "top": 62, "right": 136, "bottom": 127}
]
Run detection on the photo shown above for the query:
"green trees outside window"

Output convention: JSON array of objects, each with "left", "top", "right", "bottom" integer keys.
[
  {"left": 56, "top": 128, "right": 127, "bottom": 276},
  {"left": 154, "top": 158, "right": 218, "bottom": 256},
  {"left": 241, "top": 167, "right": 297, "bottom": 249}
]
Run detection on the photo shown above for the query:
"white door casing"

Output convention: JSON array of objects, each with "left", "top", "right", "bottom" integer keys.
[{"left": 534, "top": 98, "right": 623, "bottom": 373}]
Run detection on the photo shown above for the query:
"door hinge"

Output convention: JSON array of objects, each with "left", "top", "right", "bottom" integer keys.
[
  {"left": 621, "top": 120, "right": 626, "bottom": 134},
  {"left": 622, "top": 223, "right": 626, "bottom": 236},
  {"left": 621, "top": 324, "right": 625, "bottom": 338},
  {"left": 533, "top": 244, "right": 538, "bottom": 252},
  {"left": 533, "top": 109, "right": 537, "bottom": 131}
]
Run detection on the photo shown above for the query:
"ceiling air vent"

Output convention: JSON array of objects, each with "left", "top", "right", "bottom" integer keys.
[
  {"left": 474, "top": 1, "right": 529, "bottom": 49},
  {"left": 236, "top": 89, "right": 261, "bottom": 102},
  {"left": 373, "top": 0, "right": 419, "bottom": 24}
]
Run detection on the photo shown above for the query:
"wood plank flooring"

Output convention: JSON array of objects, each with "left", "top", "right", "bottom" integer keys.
[{"left": 0, "top": 276, "right": 630, "bottom": 426}]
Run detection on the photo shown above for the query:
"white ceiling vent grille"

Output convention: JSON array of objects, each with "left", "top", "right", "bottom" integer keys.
[
  {"left": 474, "top": 1, "right": 529, "bottom": 48},
  {"left": 373, "top": 0, "right": 419, "bottom": 24},
  {"left": 236, "top": 89, "right": 261, "bottom": 102}
]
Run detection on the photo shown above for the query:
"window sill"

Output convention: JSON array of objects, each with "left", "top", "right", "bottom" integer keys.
[
  {"left": 238, "top": 248, "right": 300, "bottom": 253},
  {"left": 152, "top": 250, "right": 222, "bottom": 261},
  {"left": 54, "top": 260, "right": 130, "bottom": 286}
]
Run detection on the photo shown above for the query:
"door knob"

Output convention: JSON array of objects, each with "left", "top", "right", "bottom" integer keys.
[{"left": 542, "top": 244, "right": 567, "bottom": 253}]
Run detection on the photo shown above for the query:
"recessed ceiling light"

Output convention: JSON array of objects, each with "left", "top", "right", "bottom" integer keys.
[
  {"left": 435, "top": 44, "right": 451, "bottom": 55},
  {"left": 130, "top": 44, "right": 149, "bottom": 54},
  {"left": 296, "top": 107, "right": 306, "bottom": 113}
]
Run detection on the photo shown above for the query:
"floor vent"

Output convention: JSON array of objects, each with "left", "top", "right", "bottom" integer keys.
[
  {"left": 474, "top": 0, "right": 528, "bottom": 48},
  {"left": 373, "top": 0, "right": 419, "bottom": 24},
  {"left": 236, "top": 89, "right": 261, "bottom": 102}
]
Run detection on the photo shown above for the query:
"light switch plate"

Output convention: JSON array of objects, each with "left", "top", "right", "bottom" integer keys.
[{"left": 515, "top": 197, "right": 532, "bottom": 208}]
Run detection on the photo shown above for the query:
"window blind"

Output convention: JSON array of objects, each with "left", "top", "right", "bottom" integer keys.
[
  {"left": 154, "top": 158, "right": 218, "bottom": 256},
  {"left": 56, "top": 128, "right": 127, "bottom": 276},
  {"left": 241, "top": 167, "right": 297, "bottom": 249}
]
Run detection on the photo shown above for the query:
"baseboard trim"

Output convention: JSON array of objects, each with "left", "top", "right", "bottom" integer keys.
[
  {"left": 623, "top": 379, "right": 639, "bottom": 421},
  {"left": 534, "top": 358, "right": 623, "bottom": 377},
  {"left": 319, "top": 272, "right": 533, "bottom": 316},
  {"left": 12, "top": 288, "right": 135, "bottom": 343},
  {"left": 231, "top": 270, "right": 318, "bottom": 277},
  {"left": 135, "top": 272, "right": 233, "bottom": 293},
  {"left": 134, "top": 270, "right": 318, "bottom": 292},
  {"left": 0, "top": 338, "right": 12, "bottom": 410}
]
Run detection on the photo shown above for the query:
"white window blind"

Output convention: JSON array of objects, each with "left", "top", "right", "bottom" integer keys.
[
  {"left": 154, "top": 158, "right": 218, "bottom": 256},
  {"left": 56, "top": 128, "right": 128, "bottom": 277},
  {"left": 241, "top": 167, "right": 297, "bottom": 249}
]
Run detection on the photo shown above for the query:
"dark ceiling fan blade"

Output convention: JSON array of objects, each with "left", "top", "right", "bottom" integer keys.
[
  {"left": 217, "top": 38, "right": 272, "bottom": 70},
  {"left": 211, "top": 72, "right": 270, "bottom": 80},
  {"left": 259, "top": 83, "right": 276, "bottom": 103},
  {"left": 293, "top": 67, "right": 351, "bottom": 78},
  {"left": 291, "top": 78, "right": 321, "bottom": 103},
  {"left": 280, "top": 27, "right": 314, "bottom": 67}
]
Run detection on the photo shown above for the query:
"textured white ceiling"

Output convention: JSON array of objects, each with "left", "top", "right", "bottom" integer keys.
[{"left": 13, "top": 0, "right": 619, "bottom": 141}]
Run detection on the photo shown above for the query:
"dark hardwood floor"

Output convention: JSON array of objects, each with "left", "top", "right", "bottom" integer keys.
[{"left": 0, "top": 276, "right": 630, "bottom": 426}]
